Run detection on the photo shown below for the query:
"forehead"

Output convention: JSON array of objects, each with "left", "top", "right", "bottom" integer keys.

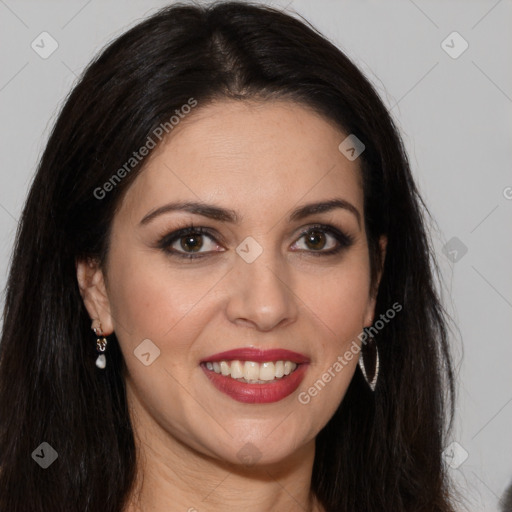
[{"left": 118, "top": 99, "right": 364, "bottom": 223}]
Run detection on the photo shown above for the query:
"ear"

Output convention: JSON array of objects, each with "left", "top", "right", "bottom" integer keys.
[
  {"left": 76, "top": 257, "right": 115, "bottom": 335},
  {"left": 363, "top": 235, "right": 388, "bottom": 326}
]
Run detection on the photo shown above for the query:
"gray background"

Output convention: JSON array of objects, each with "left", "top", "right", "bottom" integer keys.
[{"left": 1, "top": 1, "right": 511, "bottom": 510}]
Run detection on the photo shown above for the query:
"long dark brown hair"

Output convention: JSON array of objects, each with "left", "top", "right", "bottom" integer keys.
[{"left": 0, "top": 2, "right": 460, "bottom": 510}]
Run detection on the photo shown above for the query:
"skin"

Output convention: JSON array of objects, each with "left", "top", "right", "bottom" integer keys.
[{"left": 77, "top": 99, "right": 386, "bottom": 512}]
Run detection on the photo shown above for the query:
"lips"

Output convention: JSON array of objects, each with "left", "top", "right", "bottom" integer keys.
[
  {"left": 200, "top": 348, "right": 310, "bottom": 404},
  {"left": 200, "top": 348, "right": 310, "bottom": 364}
]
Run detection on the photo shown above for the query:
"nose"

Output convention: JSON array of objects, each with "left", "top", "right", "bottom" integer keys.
[{"left": 225, "top": 244, "right": 299, "bottom": 332}]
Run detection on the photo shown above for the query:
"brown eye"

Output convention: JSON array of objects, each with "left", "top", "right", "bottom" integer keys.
[
  {"left": 291, "top": 224, "right": 354, "bottom": 256},
  {"left": 158, "top": 226, "right": 222, "bottom": 259},
  {"left": 304, "top": 229, "right": 327, "bottom": 251},
  {"left": 180, "top": 234, "right": 204, "bottom": 253}
]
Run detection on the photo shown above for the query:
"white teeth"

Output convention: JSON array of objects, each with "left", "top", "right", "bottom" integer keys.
[
  {"left": 244, "top": 361, "right": 260, "bottom": 381},
  {"left": 259, "top": 362, "right": 275, "bottom": 381},
  {"left": 220, "top": 361, "right": 230, "bottom": 376},
  {"left": 204, "top": 360, "right": 299, "bottom": 382},
  {"left": 230, "top": 360, "right": 244, "bottom": 379}
]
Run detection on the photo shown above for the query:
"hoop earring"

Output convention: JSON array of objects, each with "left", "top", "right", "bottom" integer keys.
[
  {"left": 358, "top": 335, "right": 379, "bottom": 391},
  {"left": 93, "top": 324, "right": 108, "bottom": 369}
]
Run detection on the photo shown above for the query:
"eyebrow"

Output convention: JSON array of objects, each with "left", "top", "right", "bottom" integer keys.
[{"left": 139, "top": 198, "right": 361, "bottom": 228}]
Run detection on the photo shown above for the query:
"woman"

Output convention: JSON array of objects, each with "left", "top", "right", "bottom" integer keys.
[{"left": 0, "top": 2, "right": 461, "bottom": 511}]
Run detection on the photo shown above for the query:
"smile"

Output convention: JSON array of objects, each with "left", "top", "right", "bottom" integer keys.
[
  {"left": 203, "top": 360, "right": 298, "bottom": 383},
  {"left": 200, "top": 348, "right": 310, "bottom": 404}
]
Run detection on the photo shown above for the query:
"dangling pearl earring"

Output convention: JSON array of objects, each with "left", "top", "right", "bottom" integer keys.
[{"left": 93, "top": 323, "right": 108, "bottom": 369}]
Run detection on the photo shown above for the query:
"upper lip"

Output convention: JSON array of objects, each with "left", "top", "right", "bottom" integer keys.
[{"left": 200, "top": 348, "right": 310, "bottom": 364}]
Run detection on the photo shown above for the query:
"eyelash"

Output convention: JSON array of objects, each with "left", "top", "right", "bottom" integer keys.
[{"left": 156, "top": 222, "right": 355, "bottom": 260}]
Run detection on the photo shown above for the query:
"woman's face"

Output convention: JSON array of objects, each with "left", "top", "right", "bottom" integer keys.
[{"left": 79, "top": 99, "right": 384, "bottom": 467}]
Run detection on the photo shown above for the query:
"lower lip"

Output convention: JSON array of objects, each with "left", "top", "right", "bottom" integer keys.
[{"left": 201, "top": 363, "right": 308, "bottom": 404}]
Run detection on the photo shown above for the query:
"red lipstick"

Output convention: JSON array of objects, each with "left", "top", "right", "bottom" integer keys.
[
  {"left": 200, "top": 348, "right": 310, "bottom": 404},
  {"left": 200, "top": 348, "right": 310, "bottom": 364}
]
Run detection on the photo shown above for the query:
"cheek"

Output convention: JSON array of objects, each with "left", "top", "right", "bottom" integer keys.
[
  {"left": 108, "top": 247, "right": 192, "bottom": 334},
  {"left": 107, "top": 247, "right": 223, "bottom": 368},
  {"left": 301, "top": 258, "right": 372, "bottom": 344},
  {"left": 106, "top": 251, "right": 210, "bottom": 418},
  {"left": 295, "top": 264, "right": 369, "bottom": 426}
]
